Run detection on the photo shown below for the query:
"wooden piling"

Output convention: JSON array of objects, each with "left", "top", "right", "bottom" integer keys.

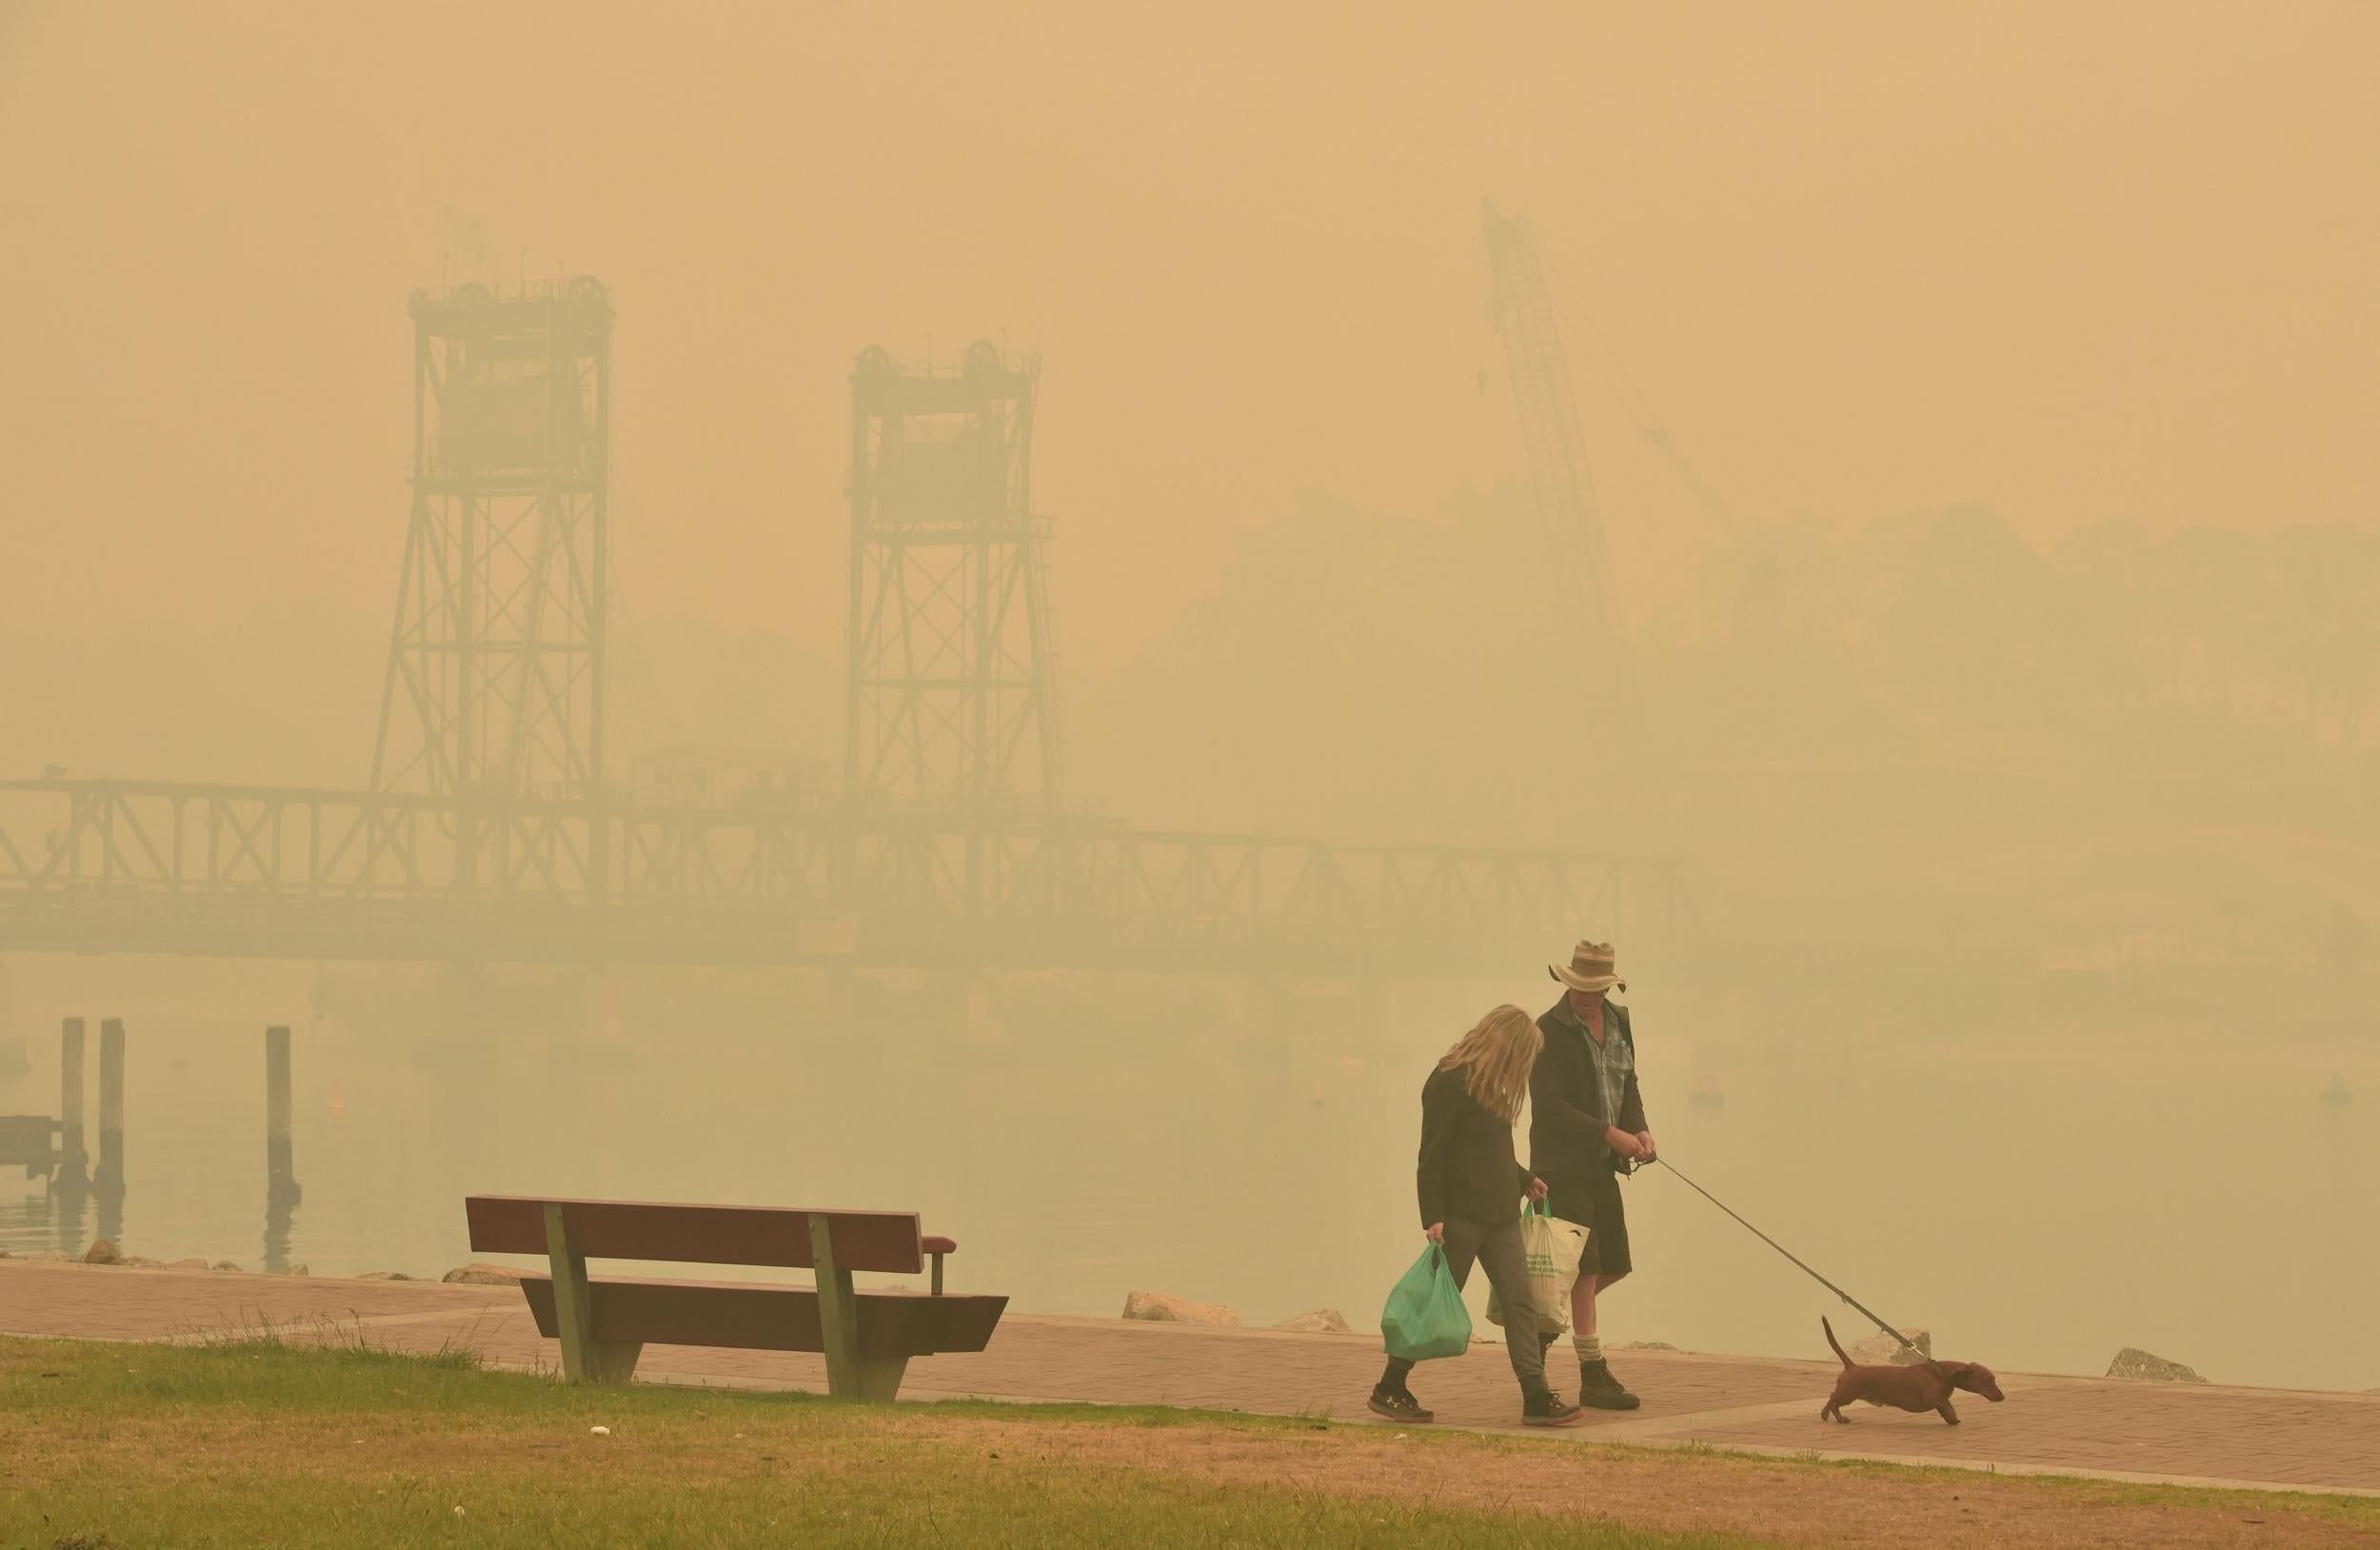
[
  {"left": 58, "top": 1016, "right": 88, "bottom": 1189},
  {"left": 96, "top": 1017, "right": 125, "bottom": 1192},
  {"left": 265, "top": 1023, "right": 299, "bottom": 1206}
]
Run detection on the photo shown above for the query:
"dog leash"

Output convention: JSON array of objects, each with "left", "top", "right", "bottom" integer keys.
[{"left": 1642, "top": 1156, "right": 1930, "bottom": 1363}]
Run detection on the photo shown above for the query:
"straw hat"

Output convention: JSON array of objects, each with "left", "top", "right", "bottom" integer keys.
[{"left": 1549, "top": 940, "right": 1626, "bottom": 994}]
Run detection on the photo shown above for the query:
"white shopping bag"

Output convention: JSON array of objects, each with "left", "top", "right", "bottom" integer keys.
[{"left": 1485, "top": 1202, "right": 1587, "bottom": 1336}]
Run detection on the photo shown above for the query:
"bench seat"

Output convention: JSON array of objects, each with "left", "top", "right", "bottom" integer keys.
[
  {"left": 463, "top": 1193, "right": 1002, "bottom": 1401},
  {"left": 517, "top": 1273, "right": 1005, "bottom": 1358}
]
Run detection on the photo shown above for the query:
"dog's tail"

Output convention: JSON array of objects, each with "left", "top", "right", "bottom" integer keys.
[{"left": 1822, "top": 1316, "right": 1852, "bottom": 1366}]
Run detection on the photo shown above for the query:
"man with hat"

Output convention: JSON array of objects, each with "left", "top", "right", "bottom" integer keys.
[{"left": 1530, "top": 940, "right": 1654, "bottom": 1409}]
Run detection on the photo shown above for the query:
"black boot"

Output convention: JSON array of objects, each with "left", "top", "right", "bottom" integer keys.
[
  {"left": 1521, "top": 1387, "right": 1585, "bottom": 1426},
  {"left": 1578, "top": 1358, "right": 1641, "bottom": 1411}
]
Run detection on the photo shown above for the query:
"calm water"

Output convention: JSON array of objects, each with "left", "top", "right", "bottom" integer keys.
[{"left": 4, "top": 962, "right": 2374, "bottom": 1393}]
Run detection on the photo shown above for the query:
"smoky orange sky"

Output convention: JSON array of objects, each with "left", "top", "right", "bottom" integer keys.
[{"left": 4, "top": 1, "right": 2374, "bottom": 668}]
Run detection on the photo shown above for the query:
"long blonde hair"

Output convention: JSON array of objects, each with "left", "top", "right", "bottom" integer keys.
[{"left": 1438, "top": 1004, "right": 1542, "bottom": 1123}]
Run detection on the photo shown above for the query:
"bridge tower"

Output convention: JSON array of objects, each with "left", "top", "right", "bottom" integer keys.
[
  {"left": 843, "top": 341, "right": 1061, "bottom": 813},
  {"left": 371, "top": 277, "right": 615, "bottom": 801}
]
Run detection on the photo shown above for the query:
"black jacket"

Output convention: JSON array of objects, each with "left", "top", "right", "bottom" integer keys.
[
  {"left": 1529, "top": 997, "right": 1646, "bottom": 1180},
  {"left": 1416, "top": 1065, "right": 1534, "bottom": 1229}
]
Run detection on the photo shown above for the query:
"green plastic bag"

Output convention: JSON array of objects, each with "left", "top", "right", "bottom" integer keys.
[{"left": 1380, "top": 1242, "right": 1473, "bottom": 1361}]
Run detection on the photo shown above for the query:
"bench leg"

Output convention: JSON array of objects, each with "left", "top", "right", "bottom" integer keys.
[
  {"left": 808, "top": 1216, "right": 863, "bottom": 1400},
  {"left": 855, "top": 1355, "right": 910, "bottom": 1402},
  {"left": 585, "top": 1339, "right": 645, "bottom": 1383},
  {"left": 544, "top": 1202, "right": 640, "bottom": 1385}
]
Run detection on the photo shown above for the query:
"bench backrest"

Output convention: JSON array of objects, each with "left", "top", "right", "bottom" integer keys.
[{"left": 465, "top": 1196, "right": 926, "bottom": 1275}]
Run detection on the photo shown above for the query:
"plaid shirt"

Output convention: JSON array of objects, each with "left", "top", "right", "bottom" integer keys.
[{"left": 1554, "top": 999, "right": 1636, "bottom": 1140}]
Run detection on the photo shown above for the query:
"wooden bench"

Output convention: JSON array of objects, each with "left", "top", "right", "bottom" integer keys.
[{"left": 463, "top": 1195, "right": 1006, "bottom": 1401}]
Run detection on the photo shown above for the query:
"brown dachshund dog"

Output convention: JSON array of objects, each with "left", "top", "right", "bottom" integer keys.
[{"left": 1819, "top": 1317, "right": 2005, "bottom": 1425}]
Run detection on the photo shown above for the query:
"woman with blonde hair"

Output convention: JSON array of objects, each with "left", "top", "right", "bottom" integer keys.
[{"left": 1370, "top": 1004, "right": 1584, "bottom": 1426}]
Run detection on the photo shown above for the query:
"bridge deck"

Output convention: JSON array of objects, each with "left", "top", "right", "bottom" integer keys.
[{"left": 0, "top": 779, "right": 1682, "bottom": 971}]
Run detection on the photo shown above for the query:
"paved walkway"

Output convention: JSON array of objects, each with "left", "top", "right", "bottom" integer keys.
[{"left": 5, "top": 1259, "right": 2375, "bottom": 1497}]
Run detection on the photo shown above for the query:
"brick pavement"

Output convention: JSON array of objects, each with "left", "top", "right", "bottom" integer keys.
[{"left": 5, "top": 1259, "right": 2374, "bottom": 1496}]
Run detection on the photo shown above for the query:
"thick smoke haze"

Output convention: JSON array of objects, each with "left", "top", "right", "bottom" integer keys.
[
  {"left": 2, "top": 2, "right": 2375, "bottom": 1392},
  {"left": 5, "top": 3, "right": 2374, "bottom": 661}
]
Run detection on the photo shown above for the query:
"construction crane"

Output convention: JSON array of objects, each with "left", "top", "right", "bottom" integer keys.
[
  {"left": 1642, "top": 425, "right": 1740, "bottom": 541},
  {"left": 1482, "top": 201, "right": 1624, "bottom": 659}
]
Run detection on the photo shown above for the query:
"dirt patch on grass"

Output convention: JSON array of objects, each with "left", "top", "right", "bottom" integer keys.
[{"left": 908, "top": 1415, "right": 2380, "bottom": 1550}]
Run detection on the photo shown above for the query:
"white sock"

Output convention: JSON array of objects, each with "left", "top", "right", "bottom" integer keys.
[{"left": 1574, "top": 1334, "right": 1602, "bottom": 1363}]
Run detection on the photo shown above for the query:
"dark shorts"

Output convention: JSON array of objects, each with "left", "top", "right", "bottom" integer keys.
[{"left": 1546, "top": 1164, "right": 1632, "bottom": 1281}]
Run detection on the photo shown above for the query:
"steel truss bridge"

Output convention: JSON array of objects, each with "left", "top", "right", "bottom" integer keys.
[
  {"left": 0, "top": 267, "right": 1682, "bottom": 975},
  {"left": 0, "top": 780, "right": 1680, "bottom": 973}
]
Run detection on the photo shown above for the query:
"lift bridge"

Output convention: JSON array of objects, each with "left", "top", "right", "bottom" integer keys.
[{"left": 0, "top": 278, "right": 1682, "bottom": 974}]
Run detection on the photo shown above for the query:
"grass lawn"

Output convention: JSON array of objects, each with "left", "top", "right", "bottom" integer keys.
[{"left": 2, "top": 1332, "right": 2372, "bottom": 1549}]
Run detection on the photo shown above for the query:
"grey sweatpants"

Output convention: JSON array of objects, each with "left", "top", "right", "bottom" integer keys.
[{"left": 1380, "top": 1215, "right": 1546, "bottom": 1395}]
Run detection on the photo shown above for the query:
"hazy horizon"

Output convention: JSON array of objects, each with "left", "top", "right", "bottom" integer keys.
[
  {"left": 5, "top": 3, "right": 2374, "bottom": 668},
  {"left": 4, "top": 2, "right": 2377, "bottom": 1397}
]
